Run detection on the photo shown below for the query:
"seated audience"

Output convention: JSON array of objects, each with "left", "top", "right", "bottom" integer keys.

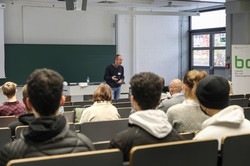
[
  {"left": 157, "top": 79, "right": 185, "bottom": 112},
  {"left": 167, "top": 70, "right": 209, "bottom": 133},
  {"left": 79, "top": 83, "right": 120, "bottom": 122},
  {"left": 109, "top": 72, "right": 184, "bottom": 161},
  {"left": 0, "top": 81, "right": 25, "bottom": 117},
  {"left": 8, "top": 84, "right": 35, "bottom": 137},
  {"left": 0, "top": 68, "right": 94, "bottom": 166},
  {"left": 193, "top": 75, "right": 250, "bottom": 149}
]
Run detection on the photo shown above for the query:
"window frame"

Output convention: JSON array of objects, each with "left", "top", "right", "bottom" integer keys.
[{"left": 189, "top": 27, "right": 226, "bottom": 70}]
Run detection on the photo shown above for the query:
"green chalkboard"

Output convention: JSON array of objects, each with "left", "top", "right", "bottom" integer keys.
[{"left": 0, "top": 44, "right": 116, "bottom": 85}]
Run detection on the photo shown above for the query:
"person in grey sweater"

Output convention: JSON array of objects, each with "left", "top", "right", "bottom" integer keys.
[
  {"left": 157, "top": 79, "right": 185, "bottom": 113},
  {"left": 167, "top": 70, "right": 209, "bottom": 133}
]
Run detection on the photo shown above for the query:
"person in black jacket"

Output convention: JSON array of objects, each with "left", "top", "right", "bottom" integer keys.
[
  {"left": 0, "top": 68, "right": 94, "bottom": 166},
  {"left": 104, "top": 54, "right": 124, "bottom": 100},
  {"left": 8, "top": 84, "right": 35, "bottom": 138},
  {"left": 109, "top": 72, "right": 184, "bottom": 161}
]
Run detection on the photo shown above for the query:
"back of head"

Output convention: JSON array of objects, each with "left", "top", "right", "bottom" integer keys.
[
  {"left": 26, "top": 68, "right": 63, "bottom": 116},
  {"left": 183, "top": 70, "right": 206, "bottom": 100},
  {"left": 93, "top": 83, "right": 112, "bottom": 103},
  {"left": 196, "top": 75, "right": 230, "bottom": 109},
  {"left": 1, "top": 81, "right": 17, "bottom": 98},
  {"left": 22, "top": 84, "right": 32, "bottom": 113},
  {"left": 130, "top": 72, "right": 162, "bottom": 110},
  {"left": 170, "top": 79, "right": 183, "bottom": 93}
]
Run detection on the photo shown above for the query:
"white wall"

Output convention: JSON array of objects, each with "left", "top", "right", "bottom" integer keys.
[
  {"left": 3, "top": 1, "right": 115, "bottom": 44},
  {"left": 117, "top": 13, "right": 181, "bottom": 85},
  {"left": 1, "top": 0, "right": 187, "bottom": 87}
]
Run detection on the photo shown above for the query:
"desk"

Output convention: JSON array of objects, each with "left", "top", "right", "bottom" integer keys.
[{"left": 63, "top": 84, "right": 130, "bottom": 101}]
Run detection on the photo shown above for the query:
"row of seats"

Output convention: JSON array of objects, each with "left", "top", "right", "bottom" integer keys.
[
  {"left": 64, "top": 98, "right": 131, "bottom": 107},
  {"left": 0, "top": 119, "right": 130, "bottom": 148},
  {"left": 6, "top": 132, "right": 250, "bottom": 166},
  {"left": 229, "top": 94, "right": 250, "bottom": 99}
]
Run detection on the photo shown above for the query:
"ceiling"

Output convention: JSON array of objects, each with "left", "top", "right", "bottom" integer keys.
[{"left": 10, "top": 0, "right": 241, "bottom": 12}]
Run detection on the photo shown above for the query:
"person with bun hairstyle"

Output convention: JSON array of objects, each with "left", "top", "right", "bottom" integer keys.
[{"left": 167, "top": 70, "right": 209, "bottom": 133}]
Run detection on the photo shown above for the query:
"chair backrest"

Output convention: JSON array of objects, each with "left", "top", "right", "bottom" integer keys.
[
  {"left": 0, "top": 116, "right": 18, "bottom": 127},
  {"left": 63, "top": 111, "right": 76, "bottom": 123},
  {"left": 130, "top": 139, "right": 218, "bottom": 166},
  {"left": 180, "top": 132, "right": 195, "bottom": 140},
  {"left": 15, "top": 125, "right": 28, "bottom": 139},
  {"left": 243, "top": 107, "right": 250, "bottom": 121},
  {"left": 15, "top": 124, "right": 76, "bottom": 139},
  {"left": 229, "top": 98, "right": 249, "bottom": 107},
  {"left": 63, "top": 106, "right": 76, "bottom": 112},
  {"left": 0, "top": 127, "right": 12, "bottom": 148},
  {"left": 73, "top": 101, "right": 93, "bottom": 107},
  {"left": 63, "top": 102, "right": 73, "bottom": 106},
  {"left": 221, "top": 132, "right": 250, "bottom": 166},
  {"left": 229, "top": 94, "right": 245, "bottom": 99},
  {"left": 245, "top": 94, "right": 250, "bottom": 99},
  {"left": 93, "top": 141, "right": 110, "bottom": 150},
  {"left": 112, "top": 98, "right": 131, "bottom": 103},
  {"left": 117, "top": 107, "right": 132, "bottom": 118},
  {"left": 79, "top": 119, "right": 129, "bottom": 142},
  {"left": 113, "top": 102, "right": 132, "bottom": 108},
  {"left": 7, "top": 149, "right": 123, "bottom": 166}
]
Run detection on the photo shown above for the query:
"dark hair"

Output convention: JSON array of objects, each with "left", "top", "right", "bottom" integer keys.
[
  {"left": 93, "top": 83, "right": 112, "bottom": 103},
  {"left": 130, "top": 72, "right": 162, "bottom": 110},
  {"left": 115, "top": 54, "right": 121, "bottom": 60},
  {"left": 22, "top": 84, "right": 32, "bottom": 113},
  {"left": 26, "top": 68, "right": 63, "bottom": 116}
]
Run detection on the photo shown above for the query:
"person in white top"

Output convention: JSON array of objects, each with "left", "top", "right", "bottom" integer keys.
[
  {"left": 193, "top": 75, "right": 250, "bottom": 150},
  {"left": 79, "top": 83, "right": 120, "bottom": 123},
  {"left": 167, "top": 70, "right": 209, "bottom": 133}
]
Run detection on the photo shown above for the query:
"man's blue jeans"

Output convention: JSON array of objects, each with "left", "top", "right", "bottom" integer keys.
[{"left": 111, "top": 86, "right": 121, "bottom": 100}]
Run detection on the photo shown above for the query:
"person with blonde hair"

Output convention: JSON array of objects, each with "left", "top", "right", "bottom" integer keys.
[
  {"left": 0, "top": 81, "right": 25, "bottom": 116},
  {"left": 79, "top": 83, "right": 120, "bottom": 122},
  {"left": 167, "top": 70, "right": 209, "bottom": 133}
]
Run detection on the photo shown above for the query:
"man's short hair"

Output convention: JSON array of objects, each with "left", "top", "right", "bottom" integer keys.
[
  {"left": 130, "top": 72, "right": 162, "bottom": 110},
  {"left": 115, "top": 54, "right": 121, "bottom": 60},
  {"left": 26, "top": 68, "right": 63, "bottom": 116},
  {"left": 1, "top": 81, "right": 17, "bottom": 98},
  {"left": 93, "top": 83, "right": 112, "bottom": 103},
  {"left": 22, "top": 84, "right": 32, "bottom": 113}
]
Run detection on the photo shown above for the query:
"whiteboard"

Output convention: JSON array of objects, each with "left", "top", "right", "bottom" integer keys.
[{"left": 0, "top": 4, "right": 5, "bottom": 78}]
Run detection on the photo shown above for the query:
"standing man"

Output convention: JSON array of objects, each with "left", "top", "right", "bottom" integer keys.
[{"left": 104, "top": 54, "right": 124, "bottom": 100}]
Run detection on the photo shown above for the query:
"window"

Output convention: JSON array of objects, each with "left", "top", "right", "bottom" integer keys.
[
  {"left": 191, "top": 32, "right": 226, "bottom": 68},
  {"left": 190, "top": 9, "right": 226, "bottom": 75},
  {"left": 191, "top": 9, "right": 226, "bottom": 30}
]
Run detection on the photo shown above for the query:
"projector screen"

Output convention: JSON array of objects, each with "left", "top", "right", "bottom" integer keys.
[{"left": 0, "top": 4, "right": 5, "bottom": 78}]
